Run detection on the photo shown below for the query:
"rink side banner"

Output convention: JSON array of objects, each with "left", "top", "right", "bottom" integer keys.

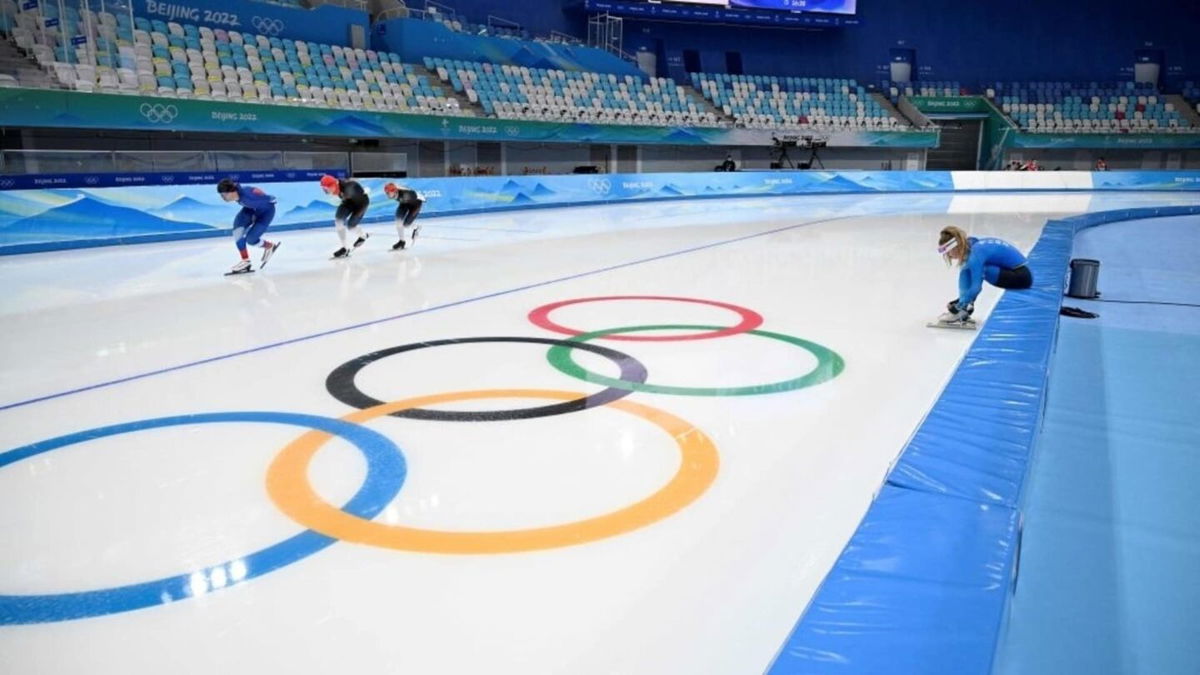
[
  {"left": 2, "top": 170, "right": 1199, "bottom": 254},
  {"left": 0, "top": 88, "right": 936, "bottom": 148}
]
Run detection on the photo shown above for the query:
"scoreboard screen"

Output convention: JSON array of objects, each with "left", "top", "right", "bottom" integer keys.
[
  {"left": 728, "top": 0, "right": 856, "bottom": 14},
  {"left": 591, "top": 0, "right": 862, "bottom": 27}
]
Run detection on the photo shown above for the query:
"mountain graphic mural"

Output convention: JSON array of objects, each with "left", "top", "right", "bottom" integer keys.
[
  {"left": 809, "top": 174, "right": 872, "bottom": 192},
  {"left": 0, "top": 191, "right": 76, "bottom": 225},
  {"left": 662, "top": 128, "right": 702, "bottom": 143},
  {"left": 853, "top": 173, "right": 948, "bottom": 190},
  {"left": 508, "top": 192, "right": 536, "bottom": 205},
  {"left": 657, "top": 184, "right": 686, "bottom": 196},
  {"left": 149, "top": 196, "right": 227, "bottom": 225},
  {"left": 300, "top": 115, "right": 391, "bottom": 137},
  {"left": 2, "top": 196, "right": 210, "bottom": 240},
  {"left": 530, "top": 183, "right": 556, "bottom": 197},
  {"left": 279, "top": 199, "right": 335, "bottom": 224}
]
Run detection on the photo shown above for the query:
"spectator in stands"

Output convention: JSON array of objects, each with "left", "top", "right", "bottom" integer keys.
[
  {"left": 934, "top": 225, "right": 1033, "bottom": 328},
  {"left": 218, "top": 178, "right": 279, "bottom": 275},
  {"left": 320, "top": 174, "right": 371, "bottom": 259},
  {"left": 1095, "top": 157, "right": 1109, "bottom": 171},
  {"left": 721, "top": 154, "right": 737, "bottom": 172},
  {"left": 1024, "top": 159, "right": 1041, "bottom": 171}
]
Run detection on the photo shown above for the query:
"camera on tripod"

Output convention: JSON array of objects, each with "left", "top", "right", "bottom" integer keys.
[{"left": 801, "top": 135, "right": 827, "bottom": 150}]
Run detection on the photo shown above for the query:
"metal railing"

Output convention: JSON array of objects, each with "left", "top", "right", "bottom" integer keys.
[
  {"left": 308, "top": 0, "right": 368, "bottom": 11},
  {"left": 548, "top": 30, "right": 583, "bottom": 46}
]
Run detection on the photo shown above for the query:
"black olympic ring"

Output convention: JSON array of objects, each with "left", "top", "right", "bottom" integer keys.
[{"left": 325, "top": 337, "right": 649, "bottom": 422}]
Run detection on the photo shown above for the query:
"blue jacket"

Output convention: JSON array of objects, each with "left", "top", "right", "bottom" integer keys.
[
  {"left": 235, "top": 185, "right": 276, "bottom": 217},
  {"left": 958, "top": 236, "right": 1027, "bottom": 306}
]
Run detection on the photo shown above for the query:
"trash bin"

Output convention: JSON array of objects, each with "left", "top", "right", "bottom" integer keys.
[{"left": 1067, "top": 258, "right": 1100, "bottom": 299}]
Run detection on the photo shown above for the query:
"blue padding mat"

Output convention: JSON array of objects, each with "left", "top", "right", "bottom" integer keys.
[
  {"left": 771, "top": 486, "right": 1018, "bottom": 675},
  {"left": 770, "top": 205, "right": 1200, "bottom": 674}
]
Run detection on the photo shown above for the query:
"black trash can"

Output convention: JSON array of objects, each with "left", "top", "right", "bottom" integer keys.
[{"left": 1067, "top": 258, "right": 1100, "bottom": 299}]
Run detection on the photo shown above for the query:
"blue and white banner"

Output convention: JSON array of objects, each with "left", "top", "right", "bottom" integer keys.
[
  {"left": 0, "top": 170, "right": 343, "bottom": 192},
  {"left": 132, "top": 0, "right": 367, "bottom": 47},
  {"left": 3, "top": 171, "right": 1198, "bottom": 254}
]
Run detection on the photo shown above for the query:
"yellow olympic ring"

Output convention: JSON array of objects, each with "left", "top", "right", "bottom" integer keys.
[{"left": 266, "top": 389, "right": 719, "bottom": 554}]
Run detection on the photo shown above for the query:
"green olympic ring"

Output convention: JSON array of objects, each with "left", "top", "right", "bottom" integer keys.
[{"left": 546, "top": 324, "right": 844, "bottom": 396}]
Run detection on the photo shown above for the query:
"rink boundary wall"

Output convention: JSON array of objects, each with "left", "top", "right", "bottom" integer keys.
[
  {"left": 767, "top": 204, "right": 1200, "bottom": 674},
  {"left": 1, "top": 170, "right": 1198, "bottom": 255}
]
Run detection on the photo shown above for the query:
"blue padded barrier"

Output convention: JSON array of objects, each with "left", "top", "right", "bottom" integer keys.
[
  {"left": 3, "top": 172, "right": 1198, "bottom": 257},
  {"left": 769, "top": 204, "right": 1200, "bottom": 674}
]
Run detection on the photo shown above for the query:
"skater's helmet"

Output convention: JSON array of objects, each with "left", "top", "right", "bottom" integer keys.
[
  {"left": 319, "top": 174, "right": 340, "bottom": 194},
  {"left": 217, "top": 178, "right": 238, "bottom": 194},
  {"left": 383, "top": 182, "right": 399, "bottom": 198}
]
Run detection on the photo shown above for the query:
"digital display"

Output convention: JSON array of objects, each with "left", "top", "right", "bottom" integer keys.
[
  {"left": 728, "top": 0, "right": 856, "bottom": 14},
  {"left": 596, "top": 0, "right": 862, "bottom": 27}
]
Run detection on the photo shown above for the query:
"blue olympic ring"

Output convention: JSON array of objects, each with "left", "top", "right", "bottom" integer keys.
[{"left": 0, "top": 411, "right": 406, "bottom": 624}]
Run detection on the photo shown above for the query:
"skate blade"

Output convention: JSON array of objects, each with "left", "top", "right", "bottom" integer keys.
[
  {"left": 926, "top": 321, "right": 977, "bottom": 330},
  {"left": 224, "top": 269, "right": 255, "bottom": 276},
  {"left": 261, "top": 242, "right": 280, "bottom": 269}
]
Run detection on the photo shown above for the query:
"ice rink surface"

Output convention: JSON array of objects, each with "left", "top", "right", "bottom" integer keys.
[{"left": 2, "top": 190, "right": 1197, "bottom": 674}]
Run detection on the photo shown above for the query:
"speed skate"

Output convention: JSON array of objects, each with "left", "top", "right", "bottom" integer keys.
[{"left": 927, "top": 317, "right": 978, "bottom": 330}]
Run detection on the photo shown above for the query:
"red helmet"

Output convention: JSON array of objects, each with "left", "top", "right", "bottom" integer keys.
[
  {"left": 319, "top": 174, "right": 339, "bottom": 194},
  {"left": 383, "top": 182, "right": 399, "bottom": 197}
]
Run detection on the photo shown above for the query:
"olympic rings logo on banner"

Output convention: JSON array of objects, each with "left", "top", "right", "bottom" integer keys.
[
  {"left": 138, "top": 102, "right": 178, "bottom": 124},
  {"left": 251, "top": 16, "right": 285, "bottom": 36},
  {"left": 588, "top": 178, "right": 612, "bottom": 194},
  {"left": 0, "top": 295, "right": 843, "bottom": 624}
]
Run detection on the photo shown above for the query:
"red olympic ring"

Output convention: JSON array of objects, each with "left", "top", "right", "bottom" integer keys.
[{"left": 527, "top": 296, "right": 764, "bottom": 342}]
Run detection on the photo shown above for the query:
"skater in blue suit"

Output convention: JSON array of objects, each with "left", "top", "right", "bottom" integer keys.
[
  {"left": 935, "top": 226, "right": 1032, "bottom": 327},
  {"left": 218, "top": 177, "right": 279, "bottom": 275}
]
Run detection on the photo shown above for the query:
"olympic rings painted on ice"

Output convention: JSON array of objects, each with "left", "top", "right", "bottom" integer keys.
[
  {"left": 0, "top": 412, "right": 406, "bottom": 624},
  {"left": 4, "top": 295, "right": 843, "bottom": 623},
  {"left": 546, "top": 325, "right": 845, "bottom": 397},
  {"left": 528, "top": 296, "right": 764, "bottom": 342},
  {"left": 266, "top": 389, "right": 719, "bottom": 554},
  {"left": 325, "top": 336, "right": 649, "bottom": 422}
]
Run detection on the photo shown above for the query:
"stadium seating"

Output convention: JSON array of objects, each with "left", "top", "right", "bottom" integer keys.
[
  {"left": 986, "top": 81, "right": 1198, "bottom": 133},
  {"left": 691, "top": 72, "right": 905, "bottom": 131},
  {"left": 431, "top": 57, "right": 721, "bottom": 127},
  {"left": 0, "top": 3, "right": 468, "bottom": 115},
  {"left": 1181, "top": 81, "right": 1200, "bottom": 115},
  {"left": 880, "top": 79, "right": 966, "bottom": 104}
]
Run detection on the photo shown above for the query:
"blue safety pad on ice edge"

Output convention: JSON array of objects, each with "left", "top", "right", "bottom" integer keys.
[
  {"left": 770, "top": 485, "right": 1019, "bottom": 675},
  {"left": 768, "top": 204, "right": 1200, "bottom": 675},
  {"left": 891, "top": 205, "right": 1200, "bottom": 504}
]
